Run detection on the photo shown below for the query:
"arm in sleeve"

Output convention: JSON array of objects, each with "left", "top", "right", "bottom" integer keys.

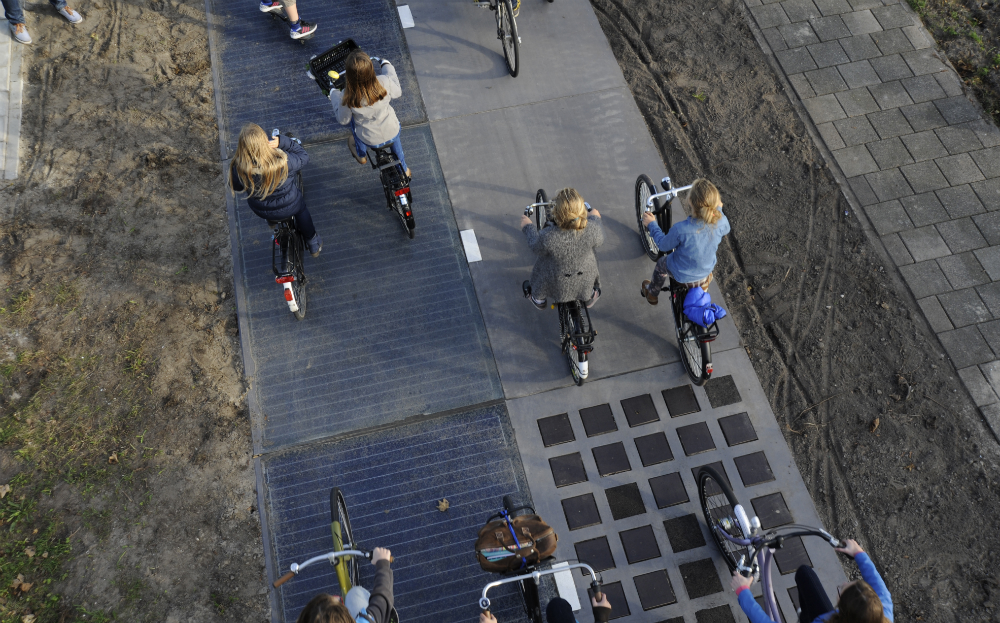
[
  {"left": 278, "top": 134, "right": 309, "bottom": 172},
  {"left": 331, "top": 91, "right": 352, "bottom": 126},
  {"left": 855, "top": 553, "right": 893, "bottom": 621},
  {"left": 588, "top": 216, "right": 605, "bottom": 248},
  {"left": 592, "top": 604, "right": 610, "bottom": 623},
  {"left": 364, "top": 560, "right": 395, "bottom": 623},
  {"left": 647, "top": 220, "right": 681, "bottom": 253},
  {"left": 229, "top": 162, "right": 244, "bottom": 193},
  {"left": 523, "top": 223, "right": 544, "bottom": 254},
  {"left": 737, "top": 590, "right": 775, "bottom": 623},
  {"left": 380, "top": 63, "right": 403, "bottom": 99},
  {"left": 717, "top": 212, "right": 731, "bottom": 237}
]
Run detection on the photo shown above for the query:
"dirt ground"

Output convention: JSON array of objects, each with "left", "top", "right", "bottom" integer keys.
[
  {"left": 0, "top": 0, "right": 266, "bottom": 620},
  {"left": 591, "top": 0, "right": 1000, "bottom": 620}
]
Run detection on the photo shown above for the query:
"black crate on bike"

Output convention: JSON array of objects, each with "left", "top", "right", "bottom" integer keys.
[{"left": 309, "top": 39, "right": 359, "bottom": 94}]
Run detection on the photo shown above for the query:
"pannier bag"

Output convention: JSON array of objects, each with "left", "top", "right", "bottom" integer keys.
[{"left": 475, "top": 514, "right": 558, "bottom": 573}]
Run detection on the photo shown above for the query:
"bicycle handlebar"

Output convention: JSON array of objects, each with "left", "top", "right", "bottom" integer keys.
[
  {"left": 272, "top": 549, "right": 396, "bottom": 588},
  {"left": 478, "top": 562, "right": 601, "bottom": 615},
  {"left": 644, "top": 181, "right": 694, "bottom": 213}
]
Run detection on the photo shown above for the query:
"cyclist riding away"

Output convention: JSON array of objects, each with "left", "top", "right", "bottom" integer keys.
[
  {"left": 259, "top": 0, "right": 317, "bottom": 39},
  {"left": 296, "top": 547, "right": 394, "bottom": 623},
  {"left": 731, "top": 539, "right": 893, "bottom": 623},
  {"left": 639, "top": 178, "right": 729, "bottom": 305},
  {"left": 229, "top": 123, "right": 323, "bottom": 257},
  {"left": 521, "top": 188, "right": 603, "bottom": 309},
  {"left": 330, "top": 50, "right": 410, "bottom": 178}
]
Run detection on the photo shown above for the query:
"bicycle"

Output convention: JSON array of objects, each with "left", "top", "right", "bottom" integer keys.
[
  {"left": 696, "top": 466, "right": 843, "bottom": 622},
  {"left": 473, "top": 0, "right": 520, "bottom": 77},
  {"left": 270, "top": 130, "right": 308, "bottom": 320},
  {"left": 479, "top": 496, "right": 603, "bottom": 623},
  {"left": 634, "top": 175, "right": 720, "bottom": 385},
  {"left": 523, "top": 189, "right": 597, "bottom": 386}
]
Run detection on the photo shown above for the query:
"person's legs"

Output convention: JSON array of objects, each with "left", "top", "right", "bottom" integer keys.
[
  {"left": 48, "top": 0, "right": 82, "bottom": 23},
  {"left": 348, "top": 120, "right": 368, "bottom": 165},
  {"left": 795, "top": 566, "right": 834, "bottom": 623},
  {"left": 389, "top": 131, "right": 408, "bottom": 177},
  {"left": 648, "top": 255, "right": 671, "bottom": 296},
  {"left": 282, "top": 0, "right": 298, "bottom": 21},
  {"left": 291, "top": 204, "right": 318, "bottom": 242},
  {"left": 1, "top": 0, "right": 25, "bottom": 24}
]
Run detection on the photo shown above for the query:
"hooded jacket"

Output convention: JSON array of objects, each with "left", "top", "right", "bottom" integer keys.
[{"left": 230, "top": 134, "right": 308, "bottom": 221}]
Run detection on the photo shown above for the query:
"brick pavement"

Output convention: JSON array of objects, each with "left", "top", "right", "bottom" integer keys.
[
  {"left": 0, "top": 20, "right": 23, "bottom": 180},
  {"left": 743, "top": 0, "right": 1000, "bottom": 439}
]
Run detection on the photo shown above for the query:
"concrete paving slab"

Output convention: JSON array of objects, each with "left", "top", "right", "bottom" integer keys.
[
  {"left": 401, "top": 0, "right": 625, "bottom": 122},
  {"left": 427, "top": 90, "right": 740, "bottom": 399}
]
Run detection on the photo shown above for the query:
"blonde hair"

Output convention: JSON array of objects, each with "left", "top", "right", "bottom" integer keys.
[
  {"left": 552, "top": 188, "right": 588, "bottom": 231},
  {"left": 229, "top": 123, "right": 288, "bottom": 200},
  {"left": 342, "top": 50, "right": 388, "bottom": 110},
  {"left": 688, "top": 178, "right": 722, "bottom": 225},
  {"left": 295, "top": 594, "right": 354, "bottom": 623}
]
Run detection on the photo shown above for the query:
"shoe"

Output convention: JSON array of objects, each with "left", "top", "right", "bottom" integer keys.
[
  {"left": 640, "top": 280, "right": 658, "bottom": 305},
  {"left": 56, "top": 6, "right": 83, "bottom": 23},
  {"left": 530, "top": 296, "right": 546, "bottom": 310},
  {"left": 307, "top": 233, "right": 322, "bottom": 257},
  {"left": 9, "top": 22, "right": 31, "bottom": 44},
  {"left": 259, "top": 0, "right": 283, "bottom": 12},
  {"left": 405, "top": 167, "right": 411, "bottom": 178},
  {"left": 290, "top": 20, "right": 317, "bottom": 39},
  {"left": 586, "top": 287, "right": 601, "bottom": 309}
]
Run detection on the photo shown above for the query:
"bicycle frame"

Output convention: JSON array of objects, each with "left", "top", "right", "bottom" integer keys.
[
  {"left": 643, "top": 177, "right": 694, "bottom": 212},
  {"left": 479, "top": 562, "right": 600, "bottom": 613}
]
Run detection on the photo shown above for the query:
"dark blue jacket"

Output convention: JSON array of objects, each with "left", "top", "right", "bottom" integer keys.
[{"left": 230, "top": 134, "right": 308, "bottom": 220}]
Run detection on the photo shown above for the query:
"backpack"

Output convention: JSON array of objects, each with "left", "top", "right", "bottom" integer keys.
[{"left": 475, "top": 514, "right": 558, "bottom": 573}]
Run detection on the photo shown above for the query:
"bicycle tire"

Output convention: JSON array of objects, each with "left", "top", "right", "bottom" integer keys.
[
  {"left": 331, "top": 488, "right": 359, "bottom": 592},
  {"left": 635, "top": 174, "right": 662, "bottom": 261},
  {"left": 518, "top": 576, "right": 542, "bottom": 623},
  {"left": 291, "top": 232, "right": 307, "bottom": 320},
  {"left": 499, "top": 0, "right": 520, "bottom": 77},
  {"left": 562, "top": 305, "right": 586, "bottom": 386},
  {"left": 535, "top": 188, "right": 548, "bottom": 229},
  {"left": 697, "top": 466, "right": 752, "bottom": 573},
  {"left": 677, "top": 320, "right": 711, "bottom": 386}
]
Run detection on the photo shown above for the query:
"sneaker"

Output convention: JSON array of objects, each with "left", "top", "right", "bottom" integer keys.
[
  {"left": 259, "top": 0, "right": 283, "bottom": 12},
  {"left": 586, "top": 287, "right": 601, "bottom": 309},
  {"left": 530, "top": 296, "right": 546, "bottom": 310},
  {"left": 56, "top": 6, "right": 83, "bottom": 23},
  {"left": 9, "top": 22, "right": 31, "bottom": 44},
  {"left": 290, "top": 20, "right": 317, "bottom": 39},
  {"left": 307, "top": 232, "right": 323, "bottom": 257},
  {"left": 640, "top": 280, "right": 658, "bottom": 305}
]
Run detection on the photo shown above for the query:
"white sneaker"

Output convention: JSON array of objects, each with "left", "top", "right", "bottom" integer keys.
[
  {"left": 9, "top": 22, "right": 31, "bottom": 44},
  {"left": 56, "top": 7, "right": 83, "bottom": 24}
]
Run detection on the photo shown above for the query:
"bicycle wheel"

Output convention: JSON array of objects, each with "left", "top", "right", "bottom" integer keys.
[
  {"left": 697, "top": 466, "right": 752, "bottom": 573},
  {"left": 498, "top": 0, "right": 520, "bottom": 77},
  {"left": 331, "top": 488, "right": 359, "bottom": 592},
  {"left": 535, "top": 188, "right": 548, "bottom": 229},
  {"left": 677, "top": 322, "right": 711, "bottom": 386},
  {"left": 518, "top": 577, "right": 542, "bottom": 623},
  {"left": 635, "top": 175, "right": 662, "bottom": 261},
  {"left": 291, "top": 232, "right": 307, "bottom": 320},
  {"left": 562, "top": 306, "right": 586, "bottom": 386}
]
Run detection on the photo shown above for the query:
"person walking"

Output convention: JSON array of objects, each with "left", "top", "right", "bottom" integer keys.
[{"left": 3, "top": 0, "right": 83, "bottom": 45}]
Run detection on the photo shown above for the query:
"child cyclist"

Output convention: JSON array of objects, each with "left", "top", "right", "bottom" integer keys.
[
  {"left": 228, "top": 123, "right": 323, "bottom": 257},
  {"left": 297, "top": 547, "right": 394, "bottom": 623},
  {"left": 259, "top": 0, "right": 317, "bottom": 39},
  {"left": 639, "top": 178, "right": 729, "bottom": 305},
  {"left": 330, "top": 50, "right": 410, "bottom": 178}
]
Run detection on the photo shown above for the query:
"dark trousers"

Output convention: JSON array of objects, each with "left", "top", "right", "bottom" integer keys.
[
  {"left": 267, "top": 204, "right": 316, "bottom": 241},
  {"left": 796, "top": 566, "right": 834, "bottom": 623}
]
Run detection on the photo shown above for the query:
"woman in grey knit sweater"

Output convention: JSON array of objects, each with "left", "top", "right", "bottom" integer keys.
[{"left": 521, "top": 188, "right": 604, "bottom": 309}]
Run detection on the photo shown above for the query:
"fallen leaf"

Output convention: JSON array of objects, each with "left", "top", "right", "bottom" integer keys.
[
  {"left": 24, "top": 546, "right": 35, "bottom": 558},
  {"left": 905, "top": 464, "right": 915, "bottom": 472},
  {"left": 41, "top": 552, "right": 48, "bottom": 559},
  {"left": 880, "top": 302, "right": 890, "bottom": 310},
  {"left": 869, "top": 418, "right": 880, "bottom": 433},
  {"left": 19, "top": 582, "right": 32, "bottom": 593},
  {"left": 436, "top": 498, "right": 449, "bottom": 512},
  {"left": 108, "top": 452, "right": 118, "bottom": 465},
  {"left": 11, "top": 574, "right": 24, "bottom": 590},
  {"left": 31, "top": 529, "right": 37, "bottom": 534},
  {"left": 0, "top": 485, "right": 10, "bottom": 499},
  {"left": 22, "top": 614, "right": 35, "bottom": 623}
]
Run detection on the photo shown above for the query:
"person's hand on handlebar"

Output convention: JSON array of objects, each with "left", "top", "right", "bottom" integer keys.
[
  {"left": 372, "top": 547, "right": 392, "bottom": 565},
  {"left": 268, "top": 136, "right": 280, "bottom": 149},
  {"left": 730, "top": 571, "right": 754, "bottom": 593},
  {"left": 834, "top": 539, "right": 864, "bottom": 558},
  {"left": 521, "top": 214, "right": 532, "bottom": 228},
  {"left": 591, "top": 594, "right": 611, "bottom": 610},
  {"left": 588, "top": 207, "right": 601, "bottom": 218},
  {"left": 479, "top": 612, "right": 497, "bottom": 623},
  {"left": 641, "top": 212, "right": 655, "bottom": 227}
]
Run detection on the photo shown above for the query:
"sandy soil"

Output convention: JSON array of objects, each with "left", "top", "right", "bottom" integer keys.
[
  {"left": 591, "top": 0, "right": 1000, "bottom": 620},
  {"left": 0, "top": 0, "right": 266, "bottom": 620}
]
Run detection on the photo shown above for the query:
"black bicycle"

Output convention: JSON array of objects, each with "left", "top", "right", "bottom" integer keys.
[
  {"left": 634, "top": 175, "right": 719, "bottom": 385},
  {"left": 271, "top": 136, "right": 308, "bottom": 320},
  {"left": 474, "top": 0, "right": 520, "bottom": 77},
  {"left": 523, "top": 189, "right": 597, "bottom": 386}
]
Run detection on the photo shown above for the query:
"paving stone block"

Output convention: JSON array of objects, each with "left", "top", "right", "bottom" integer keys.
[
  {"left": 833, "top": 144, "right": 880, "bottom": 177},
  {"left": 938, "top": 253, "right": 990, "bottom": 289},
  {"left": 752, "top": 3, "right": 792, "bottom": 28},
  {"left": 938, "top": 325, "right": 996, "bottom": 368},
  {"left": 935, "top": 126, "right": 984, "bottom": 155},
  {"left": 935, "top": 96, "right": 983, "bottom": 125},
  {"left": 779, "top": 22, "right": 820, "bottom": 47},
  {"left": 836, "top": 88, "right": 880, "bottom": 117},
  {"left": 934, "top": 71, "right": 965, "bottom": 96},
  {"left": 901, "top": 192, "right": 949, "bottom": 226},
  {"left": 939, "top": 287, "right": 992, "bottom": 327},
  {"left": 980, "top": 360, "right": 1000, "bottom": 396},
  {"left": 870, "top": 27, "right": 914, "bottom": 55},
  {"left": 810, "top": 15, "right": 851, "bottom": 40},
  {"left": 837, "top": 59, "right": 881, "bottom": 88},
  {"left": 834, "top": 116, "right": 880, "bottom": 146},
  {"left": 976, "top": 246, "right": 1000, "bottom": 280},
  {"left": 866, "top": 168, "right": 913, "bottom": 201},
  {"left": 903, "top": 48, "right": 948, "bottom": 75},
  {"left": 866, "top": 199, "right": 913, "bottom": 234},
  {"left": 979, "top": 403, "right": 1000, "bottom": 440},
  {"left": 870, "top": 54, "right": 913, "bottom": 81},
  {"left": 762, "top": 27, "right": 790, "bottom": 52},
  {"left": 869, "top": 80, "right": 914, "bottom": 110},
  {"left": 806, "top": 66, "right": 849, "bottom": 95},
  {"left": 936, "top": 153, "right": 986, "bottom": 186},
  {"left": 881, "top": 232, "right": 913, "bottom": 265},
  {"left": 868, "top": 108, "right": 914, "bottom": 138},
  {"left": 900, "top": 259, "right": 953, "bottom": 298},
  {"left": 804, "top": 93, "right": 849, "bottom": 122},
  {"left": 816, "top": 122, "right": 846, "bottom": 150},
  {"left": 971, "top": 148, "right": 1000, "bottom": 179},
  {"left": 781, "top": 0, "right": 823, "bottom": 22},
  {"left": 899, "top": 101, "right": 946, "bottom": 131},
  {"left": 979, "top": 322, "right": 1000, "bottom": 361},
  {"left": 940, "top": 218, "right": 989, "bottom": 253},
  {"left": 849, "top": 175, "right": 880, "bottom": 205},
  {"left": 777, "top": 46, "right": 819, "bottom": 73},
  {"left": 960, "top": 365, "right": 1000, "bottom": 406},
  {"left": 872, "top": 3, "right": 915, "bottom": 29},
  {"left": 900, "top": 73, "right": 946, "bottom": 104},
  {"left": 938, "top": 184, "right": 986, "bottom": 219},
  {"left": 847, "top": 0, "right": 882, "bottom": 8},
  {"left": 867, "top": 137, "right": 913, "bottom": 168},
  {"left": 899, "top": 224, "right": 949, "bottom": 260},
  {"left": 840, "top": 34, "right": 883, "bottom": 61},
  {"left": 978, "top": 282, "right": 1000, "bottom": 317},
  {"left": 807, "top": 40, "right": 851, "bottom": 67},
  {"left": 917, "top": 296, "right": 954, "bottom": 332},
  {"left": 902, "top": 24, "right": 935, "bottom": 50},
  {"left": 973, "top": 179, "right": 1000, "bottom": 212},
  {"left": 842, "top": 9, "right": 883, "bottom": 35},
  {"left": 814, "top": 0, "right": 853, "bottom": 14},
  {"left": 898, "top": 161, "right": 947, "bottom": 194},
  {"left": 788, "top": 73, "right": 817, "bottom": 100},
  {"left": 900, "top": 131, "right": 949, "bottom": 164},
  {"left": 962, "top": 119, "right": 1000, "bottom": 148}
]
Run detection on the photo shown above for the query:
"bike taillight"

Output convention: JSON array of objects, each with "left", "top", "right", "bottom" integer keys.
[
  {"left": 706, "top": 363, "right": 713, "bottom": 375},
  {"left": 276, "top": 275, "right": 295, "bottom": 284},
  {"left": 394, "top": 187, "right": 410, "bottom": 197}
]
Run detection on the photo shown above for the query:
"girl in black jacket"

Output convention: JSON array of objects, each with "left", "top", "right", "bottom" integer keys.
[{"left": 229, "top": 123, "right": 323, "bottom": 256}]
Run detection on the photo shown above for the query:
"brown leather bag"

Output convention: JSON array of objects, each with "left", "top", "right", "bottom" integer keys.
[{"left": 475, "top": 514, "right": 558, "bottom": 573}]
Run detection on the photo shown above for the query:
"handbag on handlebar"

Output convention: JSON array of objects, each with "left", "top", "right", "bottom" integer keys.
[{"left": 475, "top": 514, "right": 558, "bottom": 573}]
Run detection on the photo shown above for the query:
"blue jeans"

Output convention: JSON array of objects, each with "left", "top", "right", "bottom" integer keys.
[
  {"left": 2, "top": 0, "right": 67, "bottom": 23},
  {"left": 350, "top": 119, "right": 407, "bottom": 174}
]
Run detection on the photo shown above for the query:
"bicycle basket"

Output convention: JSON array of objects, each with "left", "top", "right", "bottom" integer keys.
[{"left": 309, "top": 39, "right": 359, "bottom": 93}]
